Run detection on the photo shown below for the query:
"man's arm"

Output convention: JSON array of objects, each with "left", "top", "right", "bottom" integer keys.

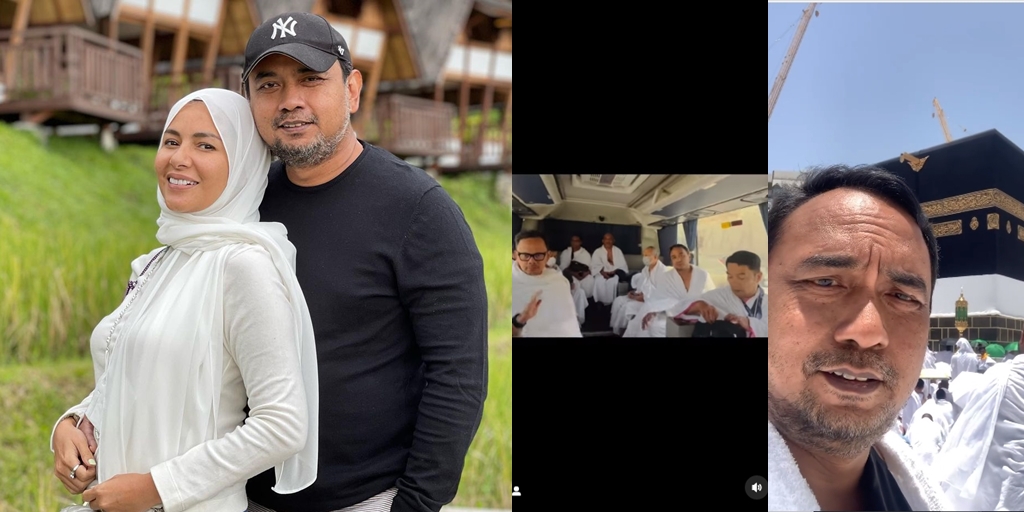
[{"left": 394, "top": 186, "right": 489, "bottom": 512}]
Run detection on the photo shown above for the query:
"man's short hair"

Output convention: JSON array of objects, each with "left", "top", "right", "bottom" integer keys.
[
  {"left": 916, "top": 379, "right": 925, "bottom": 389},
  {"left": 514, "top": 230, "right": 547, "bottom": 250},
  {"left": 769, "top": 165, "right": 939, "bottom": 289},
  {"left": 726, "top": 251, "right": 761, "bottom": 272},
  {"left": 936, "top": 388, "right": 947, "bottom": 401},
  {"left": 669, "top": 244, "right": 689, "bottom": 254}
]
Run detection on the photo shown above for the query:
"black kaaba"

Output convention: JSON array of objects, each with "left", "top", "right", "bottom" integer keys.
[{"left": 873, "top": 129, "right": 1024, "bottom": 349}]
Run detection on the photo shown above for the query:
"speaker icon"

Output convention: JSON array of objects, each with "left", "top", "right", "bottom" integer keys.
[{"left": 746, "top": 476, "right": 767, "bottom": 500}]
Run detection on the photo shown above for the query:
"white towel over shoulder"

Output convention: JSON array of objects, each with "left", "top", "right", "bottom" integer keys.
[
  {"left": 768, "top": 420, "right": 951, "bottom": 511},
  {"left": 512, "top": 264, "right": 582, "bottom": 337}
]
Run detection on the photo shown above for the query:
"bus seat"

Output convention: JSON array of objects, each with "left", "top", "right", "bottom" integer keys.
[
  {"left": 667, "top": 322, "right": 695, "bottom": 338},
  {"left": 623, "top": 254, "right": 644, "bottom": 271}
]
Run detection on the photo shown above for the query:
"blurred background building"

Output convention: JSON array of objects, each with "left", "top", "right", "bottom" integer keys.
[{"left": 0, "top": 0, "right": 511, "bottom": 174}]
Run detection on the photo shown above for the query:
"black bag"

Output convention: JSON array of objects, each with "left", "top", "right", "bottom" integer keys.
[
  {"left": 691, "top": 320, "right": 748, "bottom": 338},
  {"left": 566, "top": 261, "right": 590, "bottom": 274}
]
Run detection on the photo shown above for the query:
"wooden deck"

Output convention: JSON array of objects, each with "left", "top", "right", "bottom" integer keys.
[
  {"left": 365, "top": 94, "right": 456, "bottom": 157},
  {"left": 366, "top": 94, "right": 510, "bottom": 172},
  {"left": 0, "top": 25, "right": 508, "bottom": 172},
  {"left": 0, "top": 26, "right": 145, "bottom": 125},
  {"left": 116, "top": 63, "right": 243, "bottom": 142}
]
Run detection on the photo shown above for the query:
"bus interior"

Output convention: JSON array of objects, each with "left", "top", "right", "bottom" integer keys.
[{"left": 513, "top": 174, "right": 770, "bottom": 336}]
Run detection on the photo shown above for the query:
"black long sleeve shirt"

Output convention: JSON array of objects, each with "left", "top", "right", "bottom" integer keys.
[{"left": 246, "top": 142, "right": 489, "bottom": 512}]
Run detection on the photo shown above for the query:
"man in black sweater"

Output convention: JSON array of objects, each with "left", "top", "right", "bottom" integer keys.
[{"left": 240, "top": 12, "right": 489, "bottom": 512}]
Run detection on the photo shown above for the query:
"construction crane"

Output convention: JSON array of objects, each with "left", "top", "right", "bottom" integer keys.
[
  {"left": 932, "top": 98, "right": 953, "bottom": 143},
  {"left": 768, "top": 3, "right": 819, "bottom": 123}
]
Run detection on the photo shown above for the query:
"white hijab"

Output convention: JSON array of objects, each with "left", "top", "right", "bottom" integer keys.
[{"left": 85, "top": 88, "right": 318, "bottom": 494}]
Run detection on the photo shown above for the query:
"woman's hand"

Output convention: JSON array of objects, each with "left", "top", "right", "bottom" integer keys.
[
  {"left": 54, "top": 418, "right": 97, "bottom": 494},
  {"left": 83, "top": 473, "right": 161, "bottom": 512},
  {"left": 79, "top": 415, "right": 97, "bottom": 452}
]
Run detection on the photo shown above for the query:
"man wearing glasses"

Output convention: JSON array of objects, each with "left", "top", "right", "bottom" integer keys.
[{"left": 512, "top": 230, "right": 583, "bottom": 337}]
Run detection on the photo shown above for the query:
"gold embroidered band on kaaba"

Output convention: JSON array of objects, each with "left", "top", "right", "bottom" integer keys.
[{"left": 921, "top": 189, "right": 1024, "bottom": 238}]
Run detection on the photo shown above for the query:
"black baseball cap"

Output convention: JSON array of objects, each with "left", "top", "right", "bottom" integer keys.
[{"left": 242, "top": 12, "right": 352, "bottom": 83}]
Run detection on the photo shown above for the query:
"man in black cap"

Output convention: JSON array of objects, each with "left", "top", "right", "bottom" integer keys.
[{"left": 239, "top": 12, "right": 488, "bottom": 512}]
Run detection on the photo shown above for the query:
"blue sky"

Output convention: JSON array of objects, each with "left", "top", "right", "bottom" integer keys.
[{"left": 768, "top": 2, "right": 1024, "bottom": 174}]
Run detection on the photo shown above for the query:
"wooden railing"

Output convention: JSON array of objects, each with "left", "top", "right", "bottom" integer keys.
[
  {"left": 365, "top": 95, "right": 512, "bottom": 170},
  {"left": 144, "top": 66, "right": 243, "bottom": 132},
  {"left": 366, "top": 94, "right": 456, "bottom": 156},
  {"left": 0, "top": 26, "right": 145, "bottom": 123},
  {"left": 450, "top": 106, "right": 511, "bottom": 170}
]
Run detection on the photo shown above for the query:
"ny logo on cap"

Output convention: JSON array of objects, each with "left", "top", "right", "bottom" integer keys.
[
  {"left": 338, "top": 46, "right": 345, "bottom": 56},
  {"left": 271, "top": 17, "right": 298, "bottom": 39}
]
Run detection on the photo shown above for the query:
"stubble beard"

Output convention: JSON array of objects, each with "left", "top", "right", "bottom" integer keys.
[
  {"left": 271, "top": 113, "right": 348, "bottom": 169},
  {"left": 768, "top": 350, "right": 903, "bottom": 460}
]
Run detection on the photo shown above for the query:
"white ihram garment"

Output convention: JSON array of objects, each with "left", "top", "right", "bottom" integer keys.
[
  {"left": 589, "top": 245, "right": 628, "bottom": 305},
  {"left": 908, "top": 417, "right": 944, "bottom": 467},
  {"left": 671, "top": 285, "right": 767, "bottom": 337},
  {"left": 623, "top": 265, "right": 713, "bottom": 337},
  {"left": 570, "top": 278, "right": 587, "bottom": 325},
  {"left": 951, "top": 339, "right": 980, "bottom": 380},
  {"left": 933, "top": 358, "right": 1024, "bottom": 511},
  {"left": 546, "top": 262, "right": 586, "bottom": 325},
  {"left": 902, "top": 392, "right": 923, "bottom": 433},
  {"left": 611, "top": 270, "right": 656, "bottom": 333},
  {"left": 560, "top": 247, "right": 593, "bottom": 298},
  {"left": 512, "top": 263, "right": 582, "bottom": 337}
]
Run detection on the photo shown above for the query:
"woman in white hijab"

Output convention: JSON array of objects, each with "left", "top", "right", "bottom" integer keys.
[
  {"left": 933, "top": 357, "right": 1024, "bottom": 511},
  {"left": 50, "top": 89, "right": 318, "bottom": 512}
]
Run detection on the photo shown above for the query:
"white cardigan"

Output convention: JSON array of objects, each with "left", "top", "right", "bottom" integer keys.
[{"left": 51, "top": 246, "right": 307, "bottom": 512}]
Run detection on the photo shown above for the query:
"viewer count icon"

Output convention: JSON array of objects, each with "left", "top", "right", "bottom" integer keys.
[{"left": 512, "top": 486, "right": 521, "bottom": 497}]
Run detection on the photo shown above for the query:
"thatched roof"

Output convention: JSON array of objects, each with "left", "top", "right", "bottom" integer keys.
[
  {"left": 388, "top": 0, "right": 473, "bottom": 88},
  {"left": 253, "top": 0, "right": 316, "bottom": 22}
]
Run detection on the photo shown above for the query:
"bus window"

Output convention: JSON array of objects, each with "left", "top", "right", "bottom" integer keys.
[{"left": 695, "top": 205, "right": 768, "bottom": 294}]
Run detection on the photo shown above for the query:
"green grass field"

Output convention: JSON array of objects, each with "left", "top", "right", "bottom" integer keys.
[{"left": 0, "top": 122, "right": 512, "bottom": 510}]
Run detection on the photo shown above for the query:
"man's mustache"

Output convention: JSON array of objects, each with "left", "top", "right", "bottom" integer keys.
[
  {"left": 802, "top": 347, "right": 901, "bottom": 386},
  {"left": 273, "top": 114, "right": 318, "bottom": 128}
]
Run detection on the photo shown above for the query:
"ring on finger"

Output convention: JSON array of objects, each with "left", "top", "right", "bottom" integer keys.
[{"left": 70, "top": 463, "right": 81, "bottom": 479}]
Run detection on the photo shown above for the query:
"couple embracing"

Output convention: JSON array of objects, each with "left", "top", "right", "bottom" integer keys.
[{"left": 50, "top": 12, "right": 488, "bottom": 512}]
